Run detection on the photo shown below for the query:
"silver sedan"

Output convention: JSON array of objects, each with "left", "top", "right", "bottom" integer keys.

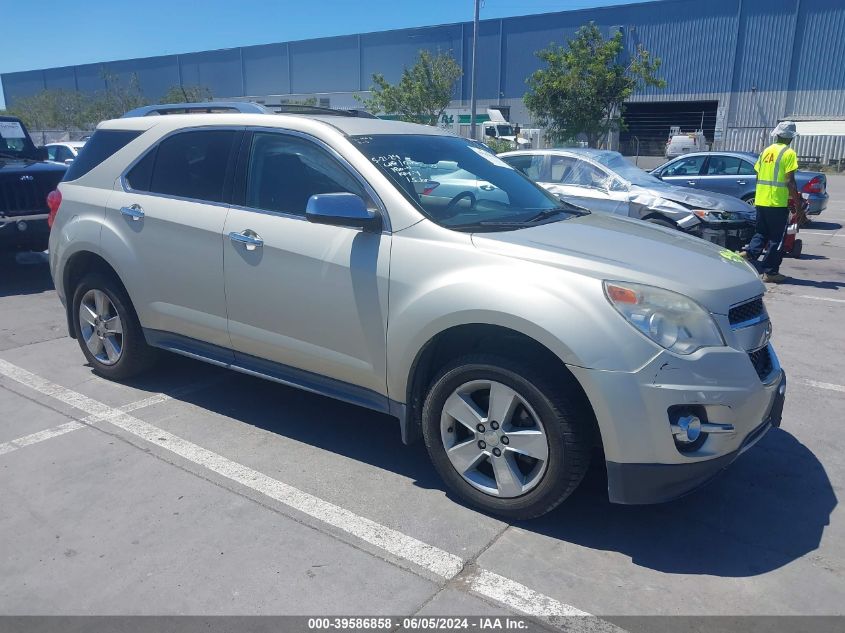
[{"left": 500, "top": 148, "right": 757, "bottom": 250}]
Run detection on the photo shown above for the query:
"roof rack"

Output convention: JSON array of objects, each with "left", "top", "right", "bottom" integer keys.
[
  {"left": 121, "top": 101, "right": 271, "bottom": 118},
  {"left": 270, "top": 104, "right": 377, "bottom": 118}
]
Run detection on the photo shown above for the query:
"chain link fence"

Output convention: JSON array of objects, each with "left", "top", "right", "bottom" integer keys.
[{"left": 28, "top": 129, "right": 93, "bottom": 146}]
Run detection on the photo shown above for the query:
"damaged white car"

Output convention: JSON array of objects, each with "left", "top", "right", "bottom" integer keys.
[{"left": 500, "top": 148, "right": 756, "bottom": 250}]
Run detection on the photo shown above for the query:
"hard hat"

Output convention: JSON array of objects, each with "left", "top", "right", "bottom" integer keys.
[{"left": 771, "top": 121, "right": 797, "bottom": 139}]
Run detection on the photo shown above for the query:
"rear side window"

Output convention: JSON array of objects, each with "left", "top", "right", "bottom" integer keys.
[
  {"left": 147, "top": 130, "right": 237, "bottom": 203},
  {"left": 63, "top": 130, "right": 141, "bottom": 181},
  {"left": 125, "top": 150, "right": 156, "bottom": 192}
]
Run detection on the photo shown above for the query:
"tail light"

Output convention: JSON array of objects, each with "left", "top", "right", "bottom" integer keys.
[
  {"left": 802, "top": 176, "right": 825, "bottom": 194},
  {"left": 46, "top": 189, "right": 62, "bottom": 228}
]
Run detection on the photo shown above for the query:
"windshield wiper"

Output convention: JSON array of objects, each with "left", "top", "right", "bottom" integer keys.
[{"left": 524, "top": 204, "right": 590, "bottom": 223}]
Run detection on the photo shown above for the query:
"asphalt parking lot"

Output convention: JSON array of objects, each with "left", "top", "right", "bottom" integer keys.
[{"left": 1, "top": 177, "right": 844, "bottom": 625}]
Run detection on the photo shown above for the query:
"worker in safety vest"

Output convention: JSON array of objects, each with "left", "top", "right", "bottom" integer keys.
[{"left": 741, "top": 121, "right": 802, "bottom": 283}]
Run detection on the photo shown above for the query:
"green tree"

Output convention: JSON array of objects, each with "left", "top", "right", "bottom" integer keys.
[
  {"left": 161, "top": 84, "right": 214, "bottom": 103},
  {"left": 358, "top": 50, "right": 462, "bottom": 126},
  {"left": 7, "top": 89, "right": 89, "bottom": 130},
  {"left": 86, "top": 70, "right": 147, "bottom": 122},
  {"left": 524, "top": 23, "right": 665, "bottom": 147}
]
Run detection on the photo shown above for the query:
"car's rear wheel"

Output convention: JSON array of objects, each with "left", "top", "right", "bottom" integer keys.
[
  {"left": 72, "top": 273, "right": 157, "bottom": 380},
  {"left": 421, "top": 354, "right": 591, "bottom": 519}
]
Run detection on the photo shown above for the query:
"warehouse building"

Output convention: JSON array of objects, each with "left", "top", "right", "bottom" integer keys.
[{"left": 2, "top": 0, "right": 844, "bottom": 161}]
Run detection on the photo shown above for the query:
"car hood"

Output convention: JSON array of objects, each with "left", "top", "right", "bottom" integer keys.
[
  {"left": 631, "top": 182, "right": 751, "bottom": 215},
  {"left": 471, "top": 212, "right": 764, "bottom": 313}
]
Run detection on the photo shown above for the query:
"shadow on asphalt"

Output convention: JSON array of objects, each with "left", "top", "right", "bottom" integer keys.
[
  {"left": 805, "top": 221, "right": 842, "bottom": 231},
  {"left": 523, "top": 427, "right": 837, "bottom": 577},
  {"left": 0, "top": 252, "right": 54, "bottom": 298},
  {"left": 116, "top": 353, "right": 837, "bottom": 580},
  {"left": 10, "top": 248, "right": 832, "bottom": 580},
  {"left": 781, "top": 277, "right": 845, "bottom": 289}
]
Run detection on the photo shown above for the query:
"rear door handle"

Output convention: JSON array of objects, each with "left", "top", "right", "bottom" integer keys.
[
  {"left": 687, "top": 181, "right": 697, "bottom": 186},
  {"left": 120, "top": 204, "right": 144, "bottom": 221},
  {"left": 737, "top": 180, "right": 747, "bottom": 185},
  {"left": 228, "top": 230, "right": 263, "bottom": 251}
]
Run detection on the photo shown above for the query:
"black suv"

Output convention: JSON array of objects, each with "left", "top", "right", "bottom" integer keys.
[{"left": 1, "top": 116, "right": 66, "bottom": 253}]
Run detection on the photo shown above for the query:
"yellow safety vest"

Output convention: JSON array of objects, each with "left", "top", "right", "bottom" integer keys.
[{"left": 754, "top": 142, "right": 797, "bottom": 207}]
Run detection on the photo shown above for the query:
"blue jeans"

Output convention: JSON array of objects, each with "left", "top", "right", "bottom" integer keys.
[{"left": 746, "top": 206, "right": 789, "bottom": 274}]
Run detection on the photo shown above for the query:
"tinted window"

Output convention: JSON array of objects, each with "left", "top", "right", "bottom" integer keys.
[
  {"left": 705, "top": 156, "right": 743, "bottom": 175},
  {"left": 738, "top": 160, "right": 756, "bottom": 175},
  {"left": 245, "top": 132, "right": 369, "bottom": 216},
  {"left": 149, "top": 130, "right": 236, "bottom": 203},
  {"left": 502, "top": 155, "right": 544, "bottom": 181},
  {"left": 125, "top": 149, "right": 156, "bottom": 192},
  {"left": 64, "top": 130, "right": 141, "bottom": 181},
  {"left": 46, "top": 146, "right": 59, "bottom": 161},
  {"left": 664, "top": 155, "right": 706, "bottom": 177}
]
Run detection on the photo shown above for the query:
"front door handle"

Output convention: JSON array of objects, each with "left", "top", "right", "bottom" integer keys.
[
  {"left": 737, "top": 180, "right": 747, "bottom": 185},
  {"left": 228, "top": 230, "right": 264, "bottom": 251},
  {"left": 120, "top": 204, "right": 144, "bottom": 221},
  {"left": 687, "top": 181, "right": 697, "bottom": 186}
]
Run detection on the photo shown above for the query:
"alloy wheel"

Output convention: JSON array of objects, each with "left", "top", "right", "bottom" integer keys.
[
  {"left": 439, "top": 380, "right": 549, "bottom": 498},
  {"left": 78, "top": 289, "right": 124, "bottom": 365}
]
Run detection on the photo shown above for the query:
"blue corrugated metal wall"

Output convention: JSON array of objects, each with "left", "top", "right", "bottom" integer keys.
[{"left": 2, "top": 0, "right": 843, "bottom": 128}]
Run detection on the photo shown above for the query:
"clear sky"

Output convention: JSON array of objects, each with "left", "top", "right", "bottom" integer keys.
[{"left": 0, "top": 0, "right": 655, "bottom": 108}]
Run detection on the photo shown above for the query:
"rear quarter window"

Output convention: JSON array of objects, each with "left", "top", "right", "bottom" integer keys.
[{"left": 63, "top": 130, "right": 141, "bottom": 181}]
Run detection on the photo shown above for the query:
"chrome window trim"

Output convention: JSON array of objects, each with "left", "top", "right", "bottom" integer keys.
[
  {"left": 118, "top": 125, "right": 244, "bottom": 208},
  {"left": 241, "top": 126, "right": 391, "bottom": 233}
]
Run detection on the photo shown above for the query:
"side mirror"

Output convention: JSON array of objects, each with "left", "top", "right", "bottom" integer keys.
[
  {"left": 35, "top": 146, "right": 49, "bottom": 161},
  {"left": 305, "top": 193, "right": 382, "bottom": 232}
]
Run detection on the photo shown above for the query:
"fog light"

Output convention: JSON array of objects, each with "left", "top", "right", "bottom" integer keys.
[
  {"left": 671, "top": 415, "right": 702, "bottom": 444},
  {"left": 16, "top": 220, "right": 28, "bottom": 232}
]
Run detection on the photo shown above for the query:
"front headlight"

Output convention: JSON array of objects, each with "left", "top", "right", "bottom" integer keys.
[{"left": 603, "top": 281, "right": 725, "bottom": 355}]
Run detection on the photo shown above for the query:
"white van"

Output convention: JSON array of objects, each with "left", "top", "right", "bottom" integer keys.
[{"left": 665, "top": 131, "right": 708, "bottom": 159}]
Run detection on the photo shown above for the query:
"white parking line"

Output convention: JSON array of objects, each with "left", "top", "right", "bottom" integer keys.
[
  {"left": 799, "top": 295, "right": 845, "bottom": 304},
  {"left": 0, "top": 357, "right": 617, "bottom": 629},
  {"left": 0, "top": 378, "right": 221, "bottom": 457},
  {"left": 805, "top": 380, "right": 845, "bottom": 394},
  {"left": 0, "top": 421, "right": 84, "bottom": 456}
]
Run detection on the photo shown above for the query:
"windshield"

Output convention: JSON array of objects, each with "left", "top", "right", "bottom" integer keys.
[
  {"left": 0, "top": 119, "right": 38, "bottom": 160},
  {"left": 496, "top": 125, "right": 514, "bottom": 136},
  {"left": 351, "top": 134, "right": 582, "bottom": 230},
  {"left": 592, "top": 152, "right": 664, "bottom": 187}
]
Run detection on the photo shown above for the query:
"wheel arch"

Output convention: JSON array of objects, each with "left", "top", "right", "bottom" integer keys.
[
  {"left": 62, "top": 250, "right": 130, "bottom": 339},
  {"left": 401, "top": 323, "right": 601, "bottom": 450}
]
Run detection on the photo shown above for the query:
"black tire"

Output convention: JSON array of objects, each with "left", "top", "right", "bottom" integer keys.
[
  {"left": 792, "top": 239, "right": 802, "bottom": 259},
  {"left": 645, "top": 216, "right": 678, "bottom": 230},
  {"left": 71, "top": 272, "right": 157, "bottom": 380},
  {"left": 742, "top": 194, "right": 755, "bottom": 207},
  {"left": 421, "top": 354, "right": 592, "bottom": 520}
]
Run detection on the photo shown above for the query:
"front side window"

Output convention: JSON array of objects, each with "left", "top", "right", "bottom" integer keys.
[
  {"left": 147, "top": 129, "right": 237, "bottom": 203},
  {"left": 554, "top": 157, "right": 611, "bottom": 189},
  {"left": 46, "top": 146, "right": 59, "bottom": 161},
  {"left": 501, "top": 154, "right": 544, "bottom": 181},
  {"left": 705, "top": 156, "right": 743, "bottom": 175},
  {"left": 664, "top": 155, "right": 706, "bottom": 177},
  {"left": 351, "top": 134, "right": 582, "bottom": 230},
  {"left": 738, "top": 160, "right": 756, "bottom": 176},
  {"left": 245, "top": 132, "right": 370, "bottom": 216}
]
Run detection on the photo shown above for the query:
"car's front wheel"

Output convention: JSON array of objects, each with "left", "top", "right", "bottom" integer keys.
[
  {"left": 422, "top": 355, "right": 592, "bottom": 519},
  {"left": 72, "top": 273, "right": 156, "bottom": 380}
]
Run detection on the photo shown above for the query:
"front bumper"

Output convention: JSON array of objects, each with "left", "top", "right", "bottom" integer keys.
[
  {"left": 568, "top": 341, "right": 785, "bottom": 505},
  {"left": 0, "top": 216, "right": 50, "bottom": 251},
  {"left": 692, "top": 220, "right": 755, "bottom": 251},
  {"left": 606, "top": 371, "right": 785, "bottom": 504}
]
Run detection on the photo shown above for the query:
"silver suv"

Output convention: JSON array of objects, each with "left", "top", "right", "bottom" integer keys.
[{"left": 49, "top": 105, "right": 786, "bottom": 519}]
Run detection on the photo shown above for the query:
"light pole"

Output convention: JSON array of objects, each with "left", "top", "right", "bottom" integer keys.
[{"left": 469, "top": 0, "right": 480, "bottom": 140}]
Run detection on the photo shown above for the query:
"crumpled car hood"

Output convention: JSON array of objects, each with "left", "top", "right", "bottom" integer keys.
[
  {"left": 472, "top": 212, "right": 765, "bottom": 312},
  {"left": 633, "top": 182, "right": 753, "bottom": 216}
]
